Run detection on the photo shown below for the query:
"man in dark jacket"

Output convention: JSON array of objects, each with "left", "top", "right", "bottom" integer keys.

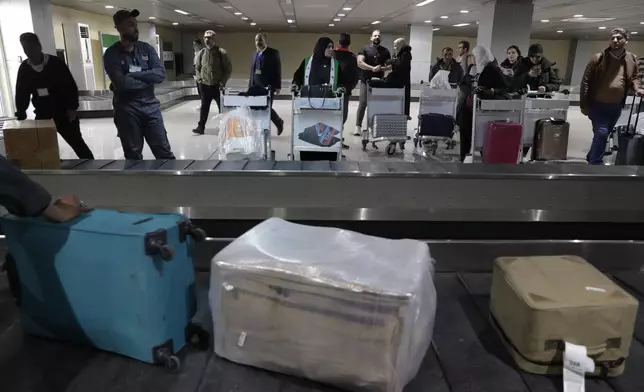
[
  {"left": 514, "top": 43, "right": 560, "bottom": 92},
  {"left": 249, "top": 33, "right": 284, "bottom": 135},
  {"left": 15, "top": 33, "right": 94, "bottom": 160},
  {"left": 428, "top": 47, "right": 464, "bottom": 85},
  {"left": 333, "top": 33, "right": 359, "bottom": 125},
  {"left": 385, "top": 38, "right": 412, "bottom": 117}
]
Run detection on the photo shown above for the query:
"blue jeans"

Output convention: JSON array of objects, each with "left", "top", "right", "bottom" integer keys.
[{"left": 586, "top": 101, "right": 623, "bottom": 165}]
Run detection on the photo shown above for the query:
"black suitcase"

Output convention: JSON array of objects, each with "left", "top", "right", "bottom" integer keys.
[{"left": 616, "top": 96, "right": 644, "bottom": 165}]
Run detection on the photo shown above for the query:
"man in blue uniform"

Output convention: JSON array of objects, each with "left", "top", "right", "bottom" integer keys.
[{"left": 103, "top": 9, "right": 175, "bottom": 160}]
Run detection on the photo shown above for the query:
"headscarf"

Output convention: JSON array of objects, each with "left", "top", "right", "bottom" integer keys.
[
  {"left": 313, "top": 37, "right": 333, "bottom": 62},
  {"left": 472, "top": 45, "right": 495, "bottom": 74}
]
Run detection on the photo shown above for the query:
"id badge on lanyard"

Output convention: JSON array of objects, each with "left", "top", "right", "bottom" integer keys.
[
  {"left": 128, "top": 51, "right": 141, "bottom": 73},
  {"left": 255, "top": 52, "right": 263, "bottom": 74}
]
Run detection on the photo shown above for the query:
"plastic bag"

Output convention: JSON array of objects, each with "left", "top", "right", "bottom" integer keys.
[
  {"left": 210, "top": 218, "right": 436, "bottom": 392},
  {"left": 214, "top": 106, "right": 263, "bottom": 160},
  {"left": 429, "top": 70, "right": 451, "bottom": 90},
  {"left": 631, "top": 113, "right": 644, "bottom": 135}
]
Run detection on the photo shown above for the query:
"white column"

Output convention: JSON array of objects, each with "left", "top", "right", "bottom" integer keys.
[
  {"left": 409, "top": 24, "right": 433, "bottom": 84},
  {"left": 139, "top": 22, "right": 157, "bottom": 48},
  {"left": 0, "top": 0, "right": 56, "bottom": 111},
  {"left": 380, "top": 33, "right": 395, "bottom": 54},
  {"left": 476, "top": 0, "right": 534, "bottom": 64},
  {"left": 569, "top": 40, "right": 594, "bottom": 87}
]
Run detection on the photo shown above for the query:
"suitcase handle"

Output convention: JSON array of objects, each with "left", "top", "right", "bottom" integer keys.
[
  {"left": 586, "top": 344, "right": 607, "bottom": 357},
  {"left": 626, "top": 95, "right": 643, "bottom": 132}
]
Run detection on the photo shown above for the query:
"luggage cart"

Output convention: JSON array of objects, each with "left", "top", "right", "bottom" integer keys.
[
  {"left": 289, "top": 88, "right": 344, "bottom": 161},
  {"left": 522, "top": 91, "right": 570, "bottom": 157},
  {"left": 468, "top": 95, "right": 526, "bottom": 163},
  {"left": 413, "top": 85, "right": 458, "bottom": 155},
  {"left": 362, "top": 82, "right": 409, "bottom": 156},
  {"left": 220, "top": 87, "right": 273, "bottom": 160}
]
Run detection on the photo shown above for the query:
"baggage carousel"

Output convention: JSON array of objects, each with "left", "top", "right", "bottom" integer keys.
[{"left": 1, "top": 160, "right": 644, "bottom": 391}]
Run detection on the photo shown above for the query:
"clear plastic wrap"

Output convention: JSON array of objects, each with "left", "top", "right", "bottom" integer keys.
[
  {"left": 214, "top": 106, "right": 263, "bottom": 160},
  {"left": 209, "top": 218, "right": 436, "bottom": 392},
  {"left": 429, "top": 70, "right": 452, "bottom": 90}
]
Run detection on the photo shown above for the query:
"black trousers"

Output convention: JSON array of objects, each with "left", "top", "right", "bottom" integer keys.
[
  {"left": 269, "top": 89, "right": 283, "bottom": 128},
  {"left": 36, "top": 114, "right": 94, "bottom": 159},
  {"left": 114, "top": 103, "right": 175, "bottom": 160},
  {"left": 198, "top": 84, "right": 221, "bottom": 129},
  {"left": 196, "top": 80, "right": 202, "bottom": 98},
  {"left": 342, "top": 92, "right": 351, "bottom": 125}
]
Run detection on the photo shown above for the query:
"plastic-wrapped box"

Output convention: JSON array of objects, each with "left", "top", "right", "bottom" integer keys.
[{"left": 209, "top": 218, "right": 436, "bottom": 392}]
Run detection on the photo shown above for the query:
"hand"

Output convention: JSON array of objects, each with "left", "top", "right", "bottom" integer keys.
[
  {"left": 637, "top": 89, "right": 644, "bottom": 97},
  {"left": 66, "top": 109, "right": 78, "bottom": 122},
  {"left": 528, "top": 68, "right": 540, "bottom": 77},
  {"left": 373, "top": 65, "right": 382, "bottom": 73},
  {"left": 275, "top": 89, "right": 281, "bottom": 96},
  {"left": 15, "top": 111, "right": 27, "bottom": 121},
  {"left": 538, "top": 86, "right": 546, "bottom": 93},
  {"left": 42, "top": 195, "right": 90, "bottom": 223}
]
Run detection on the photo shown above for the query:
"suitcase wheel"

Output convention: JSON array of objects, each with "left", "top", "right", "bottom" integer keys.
[
  {"left": 399, "top": 142, "right": 405, "bottom": 151},
  {"left": 164, "top": 355, "right": 181, "bottom": 372},
  {"left": 186, "top": 323, "right": 211, "bottom": 351},
  {"left": 386, "top": 143, "right": 396, "bottom": 156},
  {"left": 372, "top": 142, "right": 379, "bottom": 150},
  {"left": 413, "top": 137, "right": 418, "bottom": 148}
]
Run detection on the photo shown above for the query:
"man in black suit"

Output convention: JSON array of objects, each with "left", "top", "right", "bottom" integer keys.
[{"left": 249, "top": 33, "right": 284, "bottom": 135}]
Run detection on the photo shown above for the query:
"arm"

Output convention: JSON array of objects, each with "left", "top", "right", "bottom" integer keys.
[
  {"left": 56, "top": 58, "right": 80, "bottom": 111},
  {"left": 219, "top": 49, "right": 233, "bottom": 86},
  {"left": 0, "top": 155, "right": 51, "bottom": 217},
  {"left": 348, "top": 55, "right": 359, "bottom": 91},
  {"left": 274, "top": 50, "right": 282, "bottom": 91},
  {"left": 631, "top": 54, "right": 642, "bottom": 93},
  {"left": 14, "top": 63, "right": 31, "bottom": 119},
  {"left": 292, "top": 59, "right": 306, "bottom": 87},
  {"left": 543, "top": 67, "right": 560, "bottom": 92},
  {"left": 357, "top": 51, "right": 375, "bottom": 72},
  {"left": 382, "top": 49, "right": 392, "bottom": 71},
  {"left": 580, "top": 57, "right": 598, "bottom": 112},
  {"left": 103, "top": 48, "right": 151, "bottom": 92},
  {"left": 195, "top": 49, "right": 203, "bottom": 83},
  {"left": 129, "top": 44, "right": 166, "bottom": 84}
]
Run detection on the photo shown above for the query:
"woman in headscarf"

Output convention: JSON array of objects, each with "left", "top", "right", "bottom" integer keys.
[
  {"left": 455, "top": 44, "right": 509, "bottom": 162},
  {"left": 385, "top": 37, "right": 413, "bottom": 118},
  {"left": 292, "top": 37, "right": 347, "bottom": 159}
]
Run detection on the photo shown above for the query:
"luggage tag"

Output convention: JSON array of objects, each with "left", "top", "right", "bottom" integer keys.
[
  {"left": 563, "top": 342, "right": 596, "bottom": 392},
  {"left": 129, "top": 65, "right": 142, "bottom": 73}
]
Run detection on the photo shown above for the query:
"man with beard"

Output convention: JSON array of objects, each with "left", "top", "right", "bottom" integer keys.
[
  {"left": 248, "top": 33, "right": 284, "bottom": 135},
  {"left": 428, "top": 47, "right": 464, "bottom": 85},
  {"left": 103, "top": 9, "right": 175, "bottom": 160},
  {"left": 355, "top": 29, "right": 391, "bottom": 136}
]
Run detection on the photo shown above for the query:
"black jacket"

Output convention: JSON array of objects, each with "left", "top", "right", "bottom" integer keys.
[
  {"left": 333, "top": 48, "right": 359, "bottom": 92},
  {"left": 513, "top": 56, "right": 560, "bottom": 92},
  {"left": 456, "top": 61, "right": 509, "bottom": 129},
  {"left": 0, "top": 155, "right": 51, "bottom": 217},
  {"left": 429, "top": 58, "right": 464, "bottom": 85},
  {"left": 292, "top": 38, "right": 345, "bottom": 88},
  {"left": 248, "top": 47, "right": 282, "bottom": 91},
  {"left": 385, "top": 46, "right": 412, "bottom": 88},
  {"left": 15, "top": 55, "right": 79, "bottom": 119}
]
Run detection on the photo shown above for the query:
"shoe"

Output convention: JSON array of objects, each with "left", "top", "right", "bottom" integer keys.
[
  {"left": 192, "top": 127, "right": 204, "bottom": 135},
  {"left": 276, "top": 120, "right": 284, "bottom": 136},
  {"left": 354, "top": 126, "right": 361, "bottom": 137}
]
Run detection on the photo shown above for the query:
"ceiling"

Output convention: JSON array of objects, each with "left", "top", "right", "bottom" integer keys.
[{"left": 52, "top": 0, "right": 644, "bottom": 39}]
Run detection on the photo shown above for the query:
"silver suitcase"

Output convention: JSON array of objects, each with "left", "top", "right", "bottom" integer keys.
[{"left": 372, "top": 114, "right": 408, "bottom": 138}]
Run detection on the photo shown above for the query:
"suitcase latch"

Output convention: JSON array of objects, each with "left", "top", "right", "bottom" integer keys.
[
  {"left": 145, "top": 229, "right": 174, "bottom": 261},
  {"left": 178, "top": 220, "right": 207, "bottom": 243}
]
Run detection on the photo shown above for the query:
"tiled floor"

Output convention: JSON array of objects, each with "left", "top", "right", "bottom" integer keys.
[{"left": 65, "top": 100, "right": 596, "bottom": 161}]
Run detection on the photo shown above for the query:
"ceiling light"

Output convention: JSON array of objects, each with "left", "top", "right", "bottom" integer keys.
[
  {"left": 250, "top": 22, "right": 256, "bottom": 26},
  {"left": 172, "top": 22, "right": 179, "bottom": 25},
  {"left": 338, "top": 13, "right": 345, "bottom": 16},
  {"left": 557, "top": 30, "right": 563, "bottom": 33},
  {"left": 598, "top": 26, "right": 606, "bottom": 29},
  {"left": 371, "top": 20, "right": 381, "bottom": 24},
  {"left": 416, "top": 0, "right": 435, "bottom": 6},
  {"left": 343, "top": 7, "right": 351, "bottom": 11},
  {"left": 328, "top": 23, "right": 335, "bottom": 26},
  {"left": 175, "top": 9, "right": 189, "bottom": 15},
  {"left": 641, "top": 21, "right": 644, "bottom": 24},
  {"left": 216, "top": 24, "right": 225, "bottom": 27},
  {"left": 433, "top": 27, "right": 440, "bottom": 31},
  {"left": 632, "top": 31, "right": 638, "bottom": 34},
  {"left": 333, "top": 18, "right": 341, "bottom": 21},
  {"left": 234, "top": 12, "right": 242, "bottom": 15},
  {"left": 223, "top": 5, "right": 233, "bottom": 8},
  {"left": 440, "top": 15, "right": 448, "bottom": 19},
  {"left": 105, "top": 5, "right": 114, "bottom": 9},
  {"left": 460, "top": 10, "right": 469, "bottom": 13},
  {"left": 424, "top": 20, "right": 432, "bottom": 23},
  {"left": 453, "top": 23, "right": 470, "bottom": 27},
  {"left": 287, "top": 19, "right": 294, "bottom": 23},
  {"left": 573, "top": 14, "right": 583, "bottom": 18},
  {"left": 290, "top": 25, "right": 296, "bottom": 28},
  {"left": 241, "top": 16, "right": 248, "bottom": 20},
  {"left": 541, "top": 20, "right": 549, "bottom": 22},
  {"left": 148, "top": 16, "right": 156, "bottom": 20}
]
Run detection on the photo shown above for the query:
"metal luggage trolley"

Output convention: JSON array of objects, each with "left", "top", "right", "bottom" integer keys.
[
  {"left": 413, "top": 85, "right": 458, "bottom": 155},
  {"left": 290, "top": 88, "right": 344, "bottom": 161},
  {"left": 220, "top": 87, "right": 273, "bottom": 160},
  {"left": 469, "top": 95, "right": 526, "bottom": 162},
  {"left": 521, "top": 91, "right": 570, "bottom": 156},
  {"left": 362, "top": 82, "right": 409, "bottom": 156}
]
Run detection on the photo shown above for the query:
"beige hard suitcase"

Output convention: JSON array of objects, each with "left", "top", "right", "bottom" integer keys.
[{"left": 490, "top": 255, "right": 638, "bottom": 377}]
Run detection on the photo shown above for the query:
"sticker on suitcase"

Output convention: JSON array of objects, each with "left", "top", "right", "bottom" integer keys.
[{"left": 298, "top": 122, "right": 341, "bottom": 147}]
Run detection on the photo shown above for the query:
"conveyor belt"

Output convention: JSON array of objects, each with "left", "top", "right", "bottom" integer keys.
[{"left": 2, "top": 267, "right": 643, "bottom": 392}]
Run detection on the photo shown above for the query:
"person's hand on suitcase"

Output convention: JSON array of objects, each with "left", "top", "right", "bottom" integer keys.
[
  {"left": 637, "top": 89, "right": 644, "bottom": 97},
  {"left": 537, "top": 86, "right": 546, "bottom": 93},
  {"left": 42, "top": 195, "right": 90, "bottom": 222}
]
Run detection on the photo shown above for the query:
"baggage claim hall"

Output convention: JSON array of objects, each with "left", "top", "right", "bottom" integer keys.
[{"left": 2, "top": 0, "right": 644, "bottom": 390}]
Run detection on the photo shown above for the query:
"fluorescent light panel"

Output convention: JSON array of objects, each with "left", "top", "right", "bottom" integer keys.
[
  {"left": 343, "top": 7, "right": 351, "bottom": 10},
  {"left": 329, "top": 23, "right": 335, "bottom": 26},
  {"left": 287, "top": 19, "right": 294, "bottom": 23},
  {"left": 440, "top": 15, "right": 448, "bottom": 19},
  {"left": 175, "top": 9, "right": 189, "bottom": 15},
  {"left": 250, "top": 22, "right": 256, "bottom": 26},
  {"left": 371, "top": 20, "right": 381, "bottom": 24},
  {"left": 234, "top": 12, "right": 242, "bottom": 15},
  {"left": 105, "top": 5, "right": 114, "bottom": 9},
  {"left": 416, "top": 0, "right": 435, "bottom": 6},
  {"left": 148, "top": 16, "right": 156, "bottom": 19},
  {"left": 453, "top": 23, "right": 470, "bottom": 27},
  {"left": 241, "top": 16, "right": 248, "bottom": 20},
  {"left": 433, "top": 27, "right": 440, "bottom": 31},
  {"left": 557, "top": 30, "right": 563, "bottom": 33},
  {"left": 460, "top": 10, "right": 469, "bottom": 13},
  {"left": 334, "top": 18, "right": 341, "bottom": 21},
  {"left": 541, "top": 19, "right": 549, "bottom": 22},
  {"left": 573, "top": 14, "right": 583, "bottom": 18},
  {"left": 172, "top": 22, "right": 179, "bottom": 25}
]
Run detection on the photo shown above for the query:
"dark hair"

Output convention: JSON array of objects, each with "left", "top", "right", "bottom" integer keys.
[
  {"left": 442, "top": 47, "right": 453, "bottom": 53},
  {"left": 339, "top": 32, "right": 351, "bottom": 47},
  {"left": 611, "top": 28, "right": 629, "bottom": 40},
  {"left": 458, "top": 41, "right": 470, "bottom": 51},
  {"left": 528, "top": 43, "right": 543, "bottom": 56},
  {"left": 19, "top": 32, "right": 40, "bottom": 46},
  {"left": 193, "top": 39, "right": 203, "bottom": 46},
  {"left": 507, "top": 45, "right": 521, "bottom": 56}
]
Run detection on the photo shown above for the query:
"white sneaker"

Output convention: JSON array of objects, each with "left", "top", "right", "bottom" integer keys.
[{"left": 354, "top": 126, "right": 361, "bottom": 137}]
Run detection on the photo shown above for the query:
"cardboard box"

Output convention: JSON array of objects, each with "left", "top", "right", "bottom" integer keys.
[{"left": 2, "top": 119, "right": 60, "bottom": 169}]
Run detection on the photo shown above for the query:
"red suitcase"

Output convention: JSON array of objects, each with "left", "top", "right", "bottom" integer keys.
[{"left": 483, "top": 121, "right": 523, "bottom": 164}]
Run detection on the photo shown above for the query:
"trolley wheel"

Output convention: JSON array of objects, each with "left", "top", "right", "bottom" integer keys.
[
  {"left": 399, "top": 142, "right": 405, "bottom": 151},
  {"left": 188, "top": 227, "right": 207, "bottom": 242},
  {"left": 431, "top": 144, "right": 438, "bottom": 156},
  {"left": 361, "top": 140, "right": 368, "bottom": 151},
  {"left": 386, "top": 143, "right": 397, "bottom": 156},
  {"left": 372, "top": 142, "right": 379, "bottom": 150},
  {"left": 413, "top": 138, "right": 418, "bottom": 148},
  {"left": 164, "top": 355, "right": 181, "bottom": 372}
]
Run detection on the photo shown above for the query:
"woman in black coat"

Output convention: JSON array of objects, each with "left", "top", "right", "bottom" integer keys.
[
  {"left": 385, "top": 38, "right": 412, "bottom": 117},
  {"left": 455, "top": 44, "right": 510, "bottom": 162}
]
